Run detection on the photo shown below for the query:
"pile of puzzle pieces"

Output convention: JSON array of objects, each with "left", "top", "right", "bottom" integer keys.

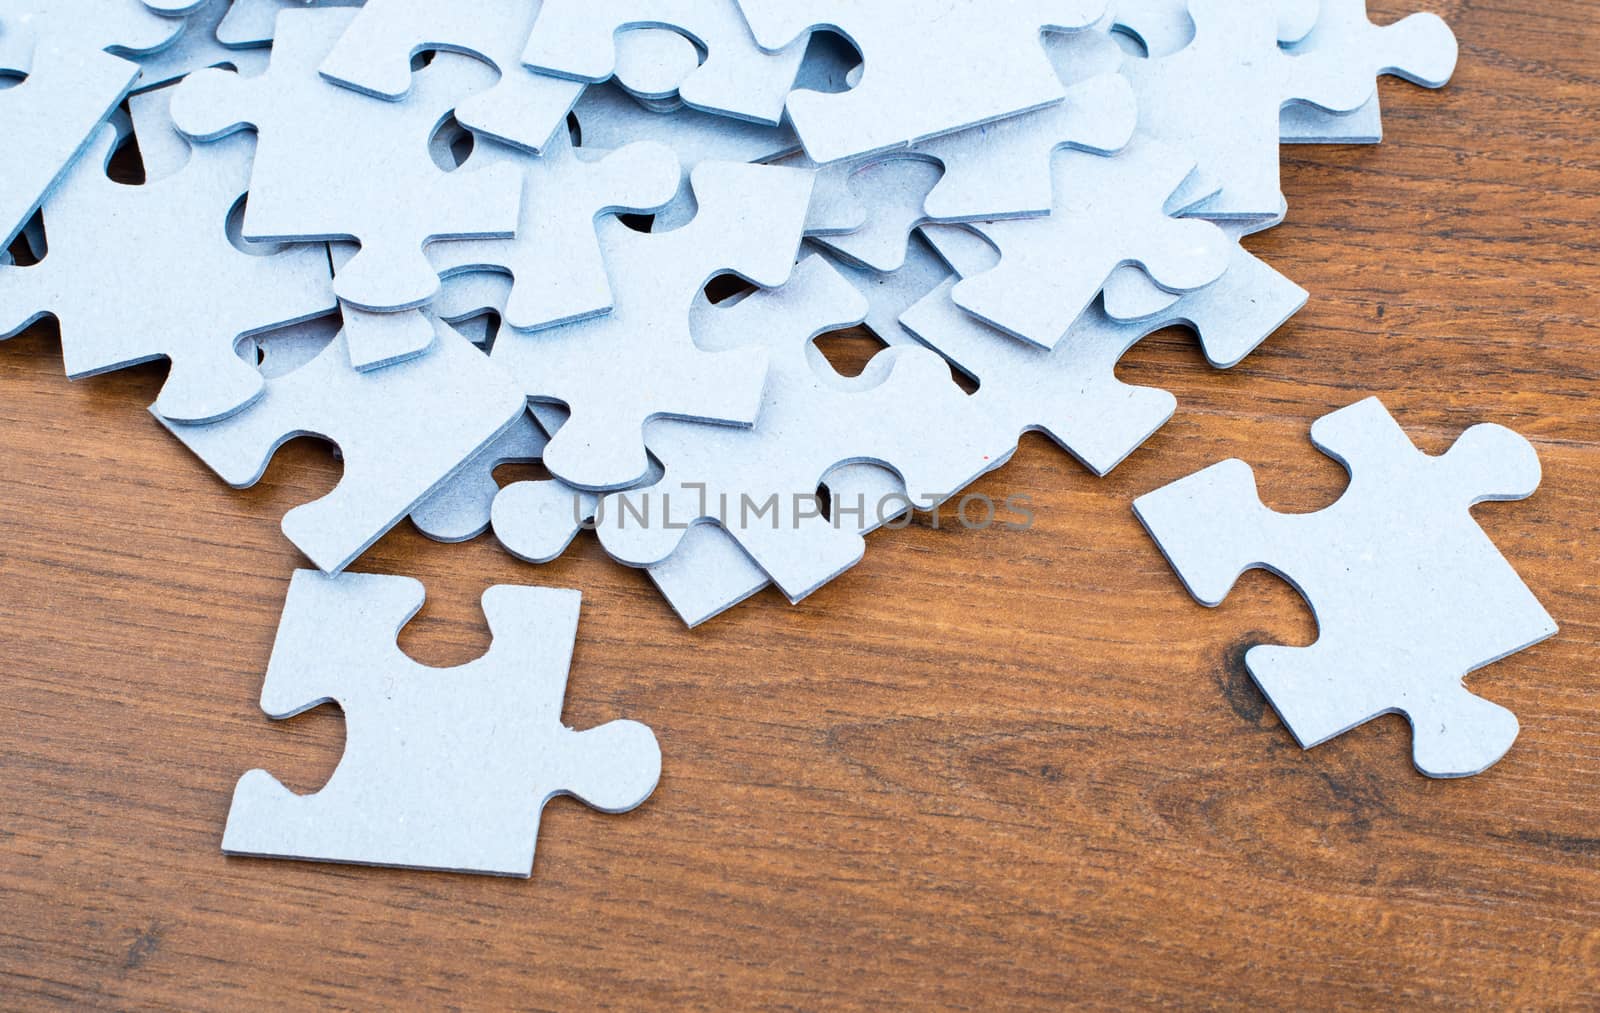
[{"left": 2, "top": 1, "right": 1561, "bottom": 874}]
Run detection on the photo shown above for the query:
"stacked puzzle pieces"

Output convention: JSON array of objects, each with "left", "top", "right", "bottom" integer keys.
[{"left": 2, "top": 0, "right": 1560, "bottom": 876}]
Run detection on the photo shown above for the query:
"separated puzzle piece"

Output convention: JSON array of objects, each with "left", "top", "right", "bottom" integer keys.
[
  {"left": 736, "top": 0, "right": 1105, "bottom": 163},
  {"left": 1134, "top": 398, "right": 1556, "bottom": 778},
  {"left": 592, "top": 256, "right": 1004, "bottom": 602},
  {"left": 948, "top": 136, "right": 1230, "bottom": 350},
  {"left": 170, "top": 8, "right": 521, "bottom": 313},
  {"left": 223, "top": 571, "right": 660, "bottom": 876},
  {"left": 523, "top": 0, "right": 808, "bottom": 127},
  {"left": 490, "top": 161, "right": 814, "bottom": 492},
  {"left": 157, "top": 316, "right": 525, "bottom": 573},
  {"left": 0, "top": 125, "right": 335, "bottom": 422},
  {"left": 428, "top": 130, "right": 679, "bottom": 332}
]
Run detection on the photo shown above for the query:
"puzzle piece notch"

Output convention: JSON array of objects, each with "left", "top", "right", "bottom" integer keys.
[
  {"left": 522, "top": 0, "right": 808, "bottom": 126},
  {"left": 222, "top": 571, "right": 660, "bottom": 877},
  {"left": 951, "top": 136, "right": 1231, "bottom": 350},
  {"left": 0, "top": 125, "right": 337, "bottom": 422},
  {"left": 156, "top": 316, "right": 525, "bottom": 573},
  {"left": 169, "top": 9, "right": 523, "bottom": 313},
  {"left": 412, "top": 411, "right": 552, "bottom": 544},
  {"left": 736, "top": 0, "right": 1106, "bottom": 164},
  {"left": 489, "top": 160, "right": 815, "bottom": 493},
  {"left": 1134, "top": 398, "right": 1556, "bottom": 778}
]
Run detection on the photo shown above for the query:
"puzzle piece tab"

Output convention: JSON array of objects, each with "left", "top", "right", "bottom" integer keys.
[
  {"left": 170, "top": 8, "right": 522, "bottom": 312},
  {"left": 222, "top": 571, "right": 660, "bottom": 876},
  {"left": 1134, "top": 398, "right": 1556, "bottom": 778}
]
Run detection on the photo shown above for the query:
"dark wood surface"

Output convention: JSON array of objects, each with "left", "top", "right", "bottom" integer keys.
[{"left": 3, "top": 2, "right": 1598, "bottom": 1007}]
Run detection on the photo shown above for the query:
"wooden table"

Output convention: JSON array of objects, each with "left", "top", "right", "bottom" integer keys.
[{"left": 3, "top": 2, "right": 1597, "bottom": 1006}]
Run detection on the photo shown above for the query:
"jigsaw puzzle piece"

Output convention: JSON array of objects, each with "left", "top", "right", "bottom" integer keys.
[
  {"left": 0, "top": 43, "right": 138, "bottom": 249},
  {"left": 317, "top": 0, "right": 587, "bottom": 154},
  {"left": 1278, "top": 0, "right": 1457, "bottom": 143},
  {"left": 223, "top": 571, "right": 660, "bottom": 876},
  {"left": 156, "top": 316, "right": 525, "bottom": 573},
  {"left": 805, "top": 29, "right": 1136, "bottom": 269},
  {"left": 169, "top": 9, "right": 523, "bottom": 313},
  {"left": 736, "top": 0, "right": 1105, "bottom": 163},
  {"left": 1099, "top": 221, "right": 1307, "bottom": 368},
  {"left": 490, "top": 160, "right": 814, "bottom": 492},
  {"left": 594, "top": 256, "right": 1001, "bottom": 601},
  {"left": 638, "top": 463, "right": 908, "bottom": 626},
  {"left": 902, "top": 280, "right": 1174, "bottom": 476},
  {"left": 523, "top": 0, "right": 808, "bottom": 126},
  {"left": 1134, "top": 398, "right": 1556, "bottom": 778},
  {"left": 428, "top": 131, "right": 680, "bottom": 333},
  {"left": 571, "top": 81, "right": 800, "bottom": 232},
  {"left": 1, "top": 125, "right": 336, "bottom": 422},
  {"left": 950, "top": 137, "right": 1230, "bottom": 349}
]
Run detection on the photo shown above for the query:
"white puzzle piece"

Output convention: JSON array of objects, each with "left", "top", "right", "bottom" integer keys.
[
  {"left": 1134, "top": 398, "right": 1556, "bottom": 778},
  {"left": 0, "top": 42, "right": 138, "bottom": 249},
  {"left": 169, "top": 8, "right": 522, "bottom": 313},
  {"left": 427, "top": 130, "right": 681, "bottom": 333},
  {"left": 1279, "top": 0, "right": 1458, "bottom": 145},
  {"left": 489, "top": 161, "right": 814, "bottom": 492},
  {"left": 1099, "top": 221, "right": 1307, "bottom": 368},
  {"left": 735, "top": 0, "right": 1105, "bottom": 163},
  {"left": 156, "top": 316, "right": 525, "bottom": 573},
  {"left": 223, "top": 571, "right": 660, "bottom": 876},
  {"left": 523, "top": 0, "right": 808, "bottom": 126},
  {"left": 317, "top": 0, "right": 587, "bottom": 154},
  {"left": 948, "top": 136, "right": 1231, "bottom": 350},
  {"left": 1120, "top": 0, "right": 1431, "bottom": 220},
  {"left": 0, "top": 126, "right": 336, "bottom": 422},
  {"left": 592, "top": 255, "right": 1006, "bottom": 602}
]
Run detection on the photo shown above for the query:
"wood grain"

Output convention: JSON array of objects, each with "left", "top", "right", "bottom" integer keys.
[{"left": 2, "top": 2, "right": 1597, "bottom": 1006}]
